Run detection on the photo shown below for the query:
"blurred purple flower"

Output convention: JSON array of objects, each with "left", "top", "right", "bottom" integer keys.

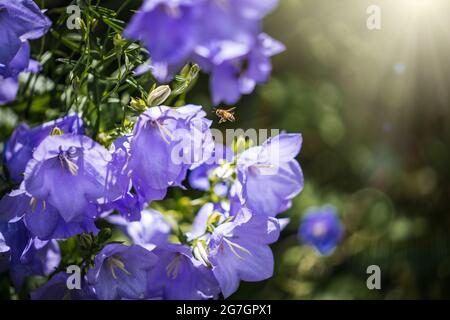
[
  {"left": 124, "top": 0, "right": 202, "bottom": 82},
  {"left": 0, "top": 0, "right": 51, "bottom": 66},
  {"left": 146, "top": 244, "right": 219, "bottom": 300},
  {"left": 124, "top": 0, "right": 283, "bottom": 103},
  {"left": 0, "top": 220, "right": 60, "bottom": 290},
  {"left": 3, "top": 114, "right": 84, "bottom": 184},
  {"left": 0, "top": 41, "right": 41, "bottom": 105},
  {"left": 0, "top": 0, "right": 51, "bottom": 105},
  {"left": 87, "top": 244, "right": 158, "bottom": 300},
  {"left": 210, "top": 33, "right": 285, "bottom": 105},
  {"left": 299, "top": 206, "right": 344, "bottom": 255},
  {"left": 236, "top": 133, "right": 304, "bottom": 217},
  {"left": 128, "top": 105, "right": 213, "bottom": 204}
]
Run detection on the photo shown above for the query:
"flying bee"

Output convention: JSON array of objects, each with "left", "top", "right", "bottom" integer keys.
[{"left": 215, "top": 107, "right": 236, "bottom": 124}]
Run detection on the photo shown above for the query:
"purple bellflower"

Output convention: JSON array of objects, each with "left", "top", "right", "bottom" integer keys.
[
  {"left": 0, "top": 41, "right": 41, "bottom": 105},
  {"left": 0, "top": 0, "right": 51, "bottom": 105},
  {"left": 101, "top": 135, "right": 144, "bottom": 222},
  {"left": 128, "top": 105, "right": 213, "bottom": 204},
  {"left": 208, "top": 207, "right": 280, "bottom": 298},
  {"left": 0, "top": 0, "right": 51, "bottom": 66},
  {"left": 210, "top": 33, "right": 285, "bottom": 105},
  {"left": 124, "top": 0, "right": 283, "bottom": 103},
  {"left": 3, "top": 114, "right": 84, "bottom": 184},
  {"left": 0, "top": 220, "right": 60, "bottom": 290},
  {"left": 87, "top": 244, "right": 158, "bottom": 300},
  {"left": 236, "top": 133, "right": 304, "bottom": 217},
  {"left": 146, "top": 244, "right": 220, "bottom": 300},
  {"left": 23, "top": 134, "right": 113, "bottom": 223},
  {"left": 123, "top": 0, "right": 203, "bottom": 82},
  {"left": 299, "top": 206, "right": 344, "bottom": 255},
  {"left": 0, "top": 188, "right": 98, "bottom": 240}
]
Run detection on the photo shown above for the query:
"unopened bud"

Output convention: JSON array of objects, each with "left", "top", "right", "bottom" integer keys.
[
  {"left": 113, "top": 34, "right": 126, "bottom": 47},
  {"left": 207, "top": 211, "right": 222, "bottom": 227},
  {"left": 129, "top": 97, "right": 148, "bottom": 112},
  {"left": 98, "top": 228, "right": 112, "bottom": 244},
  {"left": 189, "top": 64, "right": 200, "bottom": 80},
  {"left": 79, "top": 233, "right": 93, "bottom": 250},
  {"left": 147, "top": 85, "right": 171, "bottom": 107},
  {"left": 77, "top": 17, "right": 87, "bottom": 34}
]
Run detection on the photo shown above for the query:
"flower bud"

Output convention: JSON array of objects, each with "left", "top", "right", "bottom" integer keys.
[
  {"left": 189, "top": 64, "right": 200, "bottom": 80},
  {"left": 129, "top": 97, "right": 148, "bottom": 112},
  {"left": 78, "top": 233, "right": 94, "bottom": 250},
  {"left": 147, "top": 85, "right": 171, "bottom": 107}
]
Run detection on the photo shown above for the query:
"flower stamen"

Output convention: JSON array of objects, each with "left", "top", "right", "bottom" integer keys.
[
  {"left": 107, "top": 256, "right": 131, "bottom": 280},
  {"left": 156, "top": 121, "right": 174, "bottom": 145},
  {"left": 223, "top": 238, "right": 252, "bottom": 260},
  {"left": 166, "top": 254, "right": 182, "bottom": 279}
]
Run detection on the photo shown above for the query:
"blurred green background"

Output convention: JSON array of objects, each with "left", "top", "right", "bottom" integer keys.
[
  {"left": 227, "top": 0, "right": 450, "bottom": 299},
  {"left": 1, "top": 0, "right": 450, "bottom": 299}
]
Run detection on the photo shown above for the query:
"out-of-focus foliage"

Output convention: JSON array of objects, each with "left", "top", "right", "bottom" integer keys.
[{"left": 225, "top": 0, "right": 450, "bottom": 299}]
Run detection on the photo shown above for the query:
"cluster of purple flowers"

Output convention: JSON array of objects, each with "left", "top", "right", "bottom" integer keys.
[
  {"left": 0, "top": 0, "right": 325, "bottom": 301},
  {"left": 0, "top": 107, "right": 304, "bottom": 299},
  {"left": 0, "top": 0, "right": 51, "bottom": 105},
  {"left": 124, "top": 0, "right": 285, "bottom": 105}
]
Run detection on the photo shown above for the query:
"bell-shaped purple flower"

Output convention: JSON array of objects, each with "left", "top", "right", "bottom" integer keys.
[
  {"left": 192, "top": 0, "right": 273, "bottom": 66},
  {"left": 124, "top": 0, "right": 283, "bottom": 103},
  {"left": 208, "top": 208, "right": 280, "bottom": 298},
  {"left": 146, "top": 244, "right": 220, "bottom": 300},
  {"left": 123, "top": 0, "right": 202, "bottom": 82},
  {"left": 23, "top": 134, "right": 113, "bottom": 223},
  {"left": 0, "top": 41, "right": 41, "bottom": 105},
  {"left": 299, "top": 206, "right": 344, "bottom": 255},
  {"left": 0, "top": 0, "right": 51, "bottom": 105},
  {"left": 0, "top": 188, "right": 98, "bottom": 240},
  {"left": 107, "top": 209, "right": 171, "bottom": 249},
  {"left": 0, "top": 220, "right": 60, "bottom": 290},
  {"left": 87, "top": 244, "right": 158, "bottom": 300},
  {"left": 0, "top": 0, "right": 51, "bottom": 67},
  {"left": 236, "top": 133, "right": 304, "bottom": 217},
  {"left": 210, "top": 33, "right": 285, "bottom": 105},
  {"left": 3, "top": 113, "right": 84, "bottom": 184},
  {"left": 128, "top": 105, "right": 213, "bottom": 204}
]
